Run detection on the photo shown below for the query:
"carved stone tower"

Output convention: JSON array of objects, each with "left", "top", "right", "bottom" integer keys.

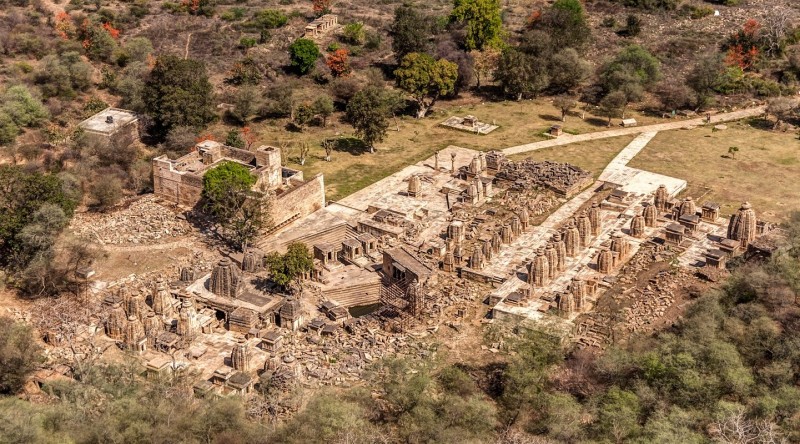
[
  {"left": 209, "top": 257, "right": 240, "bottom": 298},
  {"left": 728, "top": 202, "right": 757, "bottom": 248},
  {"left": 231, "top": 337, "right": 250, "bottom": 371}
]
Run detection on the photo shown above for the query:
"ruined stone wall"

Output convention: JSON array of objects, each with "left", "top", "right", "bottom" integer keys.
[
  {"left": 152, "top": 157, "right": 204, "bottom": 207},
  {"left": 271, "top": 174, "right": 325, "bottom": 228}
]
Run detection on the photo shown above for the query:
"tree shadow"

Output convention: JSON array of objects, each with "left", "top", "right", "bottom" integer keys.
[
  {"left": 744, "top": 117, "right": 773, "bottom": 131},
  {"left": 539, "top": 114, "right": 562, "bottom": 122},
  {"left": 586, "top": 117, "right": 609, "bottom": 127},
  {"left": 331, "top": 137, "right": 369, "bottom": 156}
]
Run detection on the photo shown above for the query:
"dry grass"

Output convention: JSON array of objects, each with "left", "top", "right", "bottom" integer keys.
[
  {"left": 218, "top": 98, "right": 661, "bottom": 200},
  {"left": 628, "top": 118, "right": 800, "bottom": 222},
  {"left": 509, "top": 135, "right": 636, "bottom": 178}
]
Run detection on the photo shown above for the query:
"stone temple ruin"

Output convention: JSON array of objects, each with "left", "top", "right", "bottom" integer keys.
[{"left": 87, "top": 140, "right": 781, "bottom": 399}]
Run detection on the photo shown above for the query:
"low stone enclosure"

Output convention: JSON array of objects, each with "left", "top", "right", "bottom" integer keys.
[
  {"left": 440, "top": 115, "right": 499, "bottom": 135},
  {"left": 152, "top": 140, "right": 325, "bottom": 230}
]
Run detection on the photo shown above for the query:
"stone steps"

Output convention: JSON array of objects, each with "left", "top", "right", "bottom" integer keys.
[{"left": 324, "top": 280, "right": 382, "bottom": 307}]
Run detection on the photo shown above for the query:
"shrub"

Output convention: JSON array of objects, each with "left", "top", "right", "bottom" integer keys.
[
  {"left": 342, "top": 22, "right": 366, "bottom": 45},
  {"left": 239, "top": 37, "right": 257, "bottom": 49}
]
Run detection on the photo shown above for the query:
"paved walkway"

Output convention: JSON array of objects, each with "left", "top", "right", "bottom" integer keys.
[{"left": 501, "top": 106, "right": 766, "bottom": 156}]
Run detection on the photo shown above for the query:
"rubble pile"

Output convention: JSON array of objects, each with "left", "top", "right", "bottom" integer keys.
[
  {"left": 71, "top": 195, "right": 192, "bottom": 245},
  {"left": 490, "top": 152, "right": 593, "bottom": 197},
  {"left": 622, "top": 269, "right": 689, "bottom": 333}
]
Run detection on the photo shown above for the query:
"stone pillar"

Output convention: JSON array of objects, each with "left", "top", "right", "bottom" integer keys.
[
  {"left": 597, "top": 249, "right": 614, "bottom": 274},
  {"left": 510, "top": 216, "right": 522, "bottom": 237},
  {"left": 557, "top": 292, "right": 574, "bottom": 317},
  {"left": 491, "top": 232, "right": 501, "bottom": 254},
  {"left": 482, "top": 239, "right": 493, "bottom": 261},
  {"left": 434, "top": 151, "right": 439, "bottom": 170},
  {"left": 408, "top": 175, "right": 422, "bottom": 197},
  {"left": 451, "top": 153, "right": 457, "bottom": 174},
  {"left": 552, "top": 233, "right": 567, "bottom": 272},
  {"left": 588, "top": 202, "right": 601, "bottom": 236},
  {"left": 577, "top": 211, "right": 592, "bottom": 247},
  {"left": 654, "top": 184, "right": 668, "bottom": 211},
  {"left": 610, "top": 233, "right": 629, "bottom": 260},
  {"left": 571, "top": 277, "right": 586, "bottom": 312},
  {"left": 474, "top": 177, "right": 484, "bottom": 201},
  {"left": 106, "top": 302, "right": 126, "bottom": 341},
  {"left": 231, "top": 337, "right": 250, "bottom": 371},
  {"left": 728, "top": 202, "right": 757, "bottom": 248},
  {"left": 448, "top": 221, "right": 465, "bottom": 243},
  {"left": 518, "top": 208, "right": 530, "bottom": 230},
  {"left": 564, "top": 222, "right": 580, "bottom": 257},
  {"left": 151, "top": 281, "right": 175, "bottom": 318},
  {"left": 545, "top": 242, "right": 558, "bottom": 279},
  {"left": 209, "top": 258, "right": 241, "bottom": 298},
  {"left": 501, "top": 224, "right": 513, "bottom": 244},
  {"left": 470, "top": 247, "right": 484, "bottom": 270},
  {"left": 630, "top": 214, "right": 645, "bottom": 238},
  {"left": 528, "top": 248, "right": 549, "bottom": 287},
  {"left": 643, "top": 203, "right": 657, "bottom": 227}
]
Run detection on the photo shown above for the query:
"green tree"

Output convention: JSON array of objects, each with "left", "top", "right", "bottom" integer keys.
[
  {"left": 394, "top": 52, "right": 458, "bottom": 118},
  {"left": 249, "top": 9, "right": 287, "bottom": 30},
  {"left": 390, "top": 5, "right": 432, "bottom": 61},
  {"left": 288, "top": 38, "right": 321, "bottom": 75},
  {"left": 0, "top": 111, "right": 20, "bottom": 145},
  {"left": 0, "top": 317, "right": 42, "bottom": 394},
  {"left": 595, "top": 387, "right": 642, "bottom": 442},
  {"left": 143, "top": 56, "right": 216, "bottom": 137},
  {"left": 225, "top": 128, "right": 245, "bottom": 148},
  {"left": 548, "top": 48, "right": 590, "bottom": 93},
  {"left": 687, "top": 54, "right": 725, "bottom": 108},
  {"left": 0, "top": 166, "right": 77, "bottom": 269},
  {"left": 601, "top": 45, "right": 661, "bottom": 92},
  {"left": 229, "top": 85, "right": 262, "bottom": 124},
  {"left": 536, "top": 0, "right": 591, "bottom": 50},
  {"left": 346, "top": 86, "right": 390, "bottom": 153},
  {"left": 553, "top": 95, "right": 577, "bottom": 121},
  {"left": 495, "top": 47, "right": 549, "bottom": 100},
  {"left": 202, "top": 161, "right": 270, "bottom": 250},
  {"left": 598, "top": 90, "right": 628, "bottom": 125},
  {"left": 1, "top": 85, "right": 49, "bottom": 128},
  {"left": 265, "top": 242, "right": 313, "bottom": 289},
  {"left": 450, "top": 0, "right": 503, "bottom": 51},
  {"left": 312, "top": 95, "right": 334, "bottom": 127}
]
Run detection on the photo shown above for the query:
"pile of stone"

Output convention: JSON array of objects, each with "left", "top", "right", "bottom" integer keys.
[
  {"left": 621, "top": 269, "right": 688, "bottom": 333},
  {"left": 70, "top": 195, "right": 192, "bottom": 245},
  {"left": 492, "top": 155, "right": 593, "bottom": 197}
]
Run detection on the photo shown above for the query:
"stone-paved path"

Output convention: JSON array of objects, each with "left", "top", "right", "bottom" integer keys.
[{"left": 501, "top": 106, "right": 766, "bottom": 156}]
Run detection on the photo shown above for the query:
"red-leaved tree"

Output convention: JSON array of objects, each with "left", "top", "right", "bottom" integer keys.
[{"left": 326, "top": 48, "right": 350, "bottom": 77}]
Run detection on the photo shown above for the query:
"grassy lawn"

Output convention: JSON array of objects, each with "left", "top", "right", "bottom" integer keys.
[
  {"left": 211, "top": 98, "right": 661, "bottom": 200},
  {"left": 628, "top": 118, "right": 800, "bottom": 222},
  {"left": 509, "top": 135, "right": 636, "bottom": 178}
]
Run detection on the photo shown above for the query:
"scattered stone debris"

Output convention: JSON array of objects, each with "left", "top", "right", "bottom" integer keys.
[{"left": 70, "top": 195, "right": 192, "bottom": 245}]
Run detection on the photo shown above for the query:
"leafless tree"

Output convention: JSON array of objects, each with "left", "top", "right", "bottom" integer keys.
[
  {"left": 762, "top": 10, "right": 792, "bottom": 58},
  {"left": 711, "top": 406, "right": 787, "bottom": 444},
  {"left": 322, "top": 139, "right": 334, "bottom": 162},
  {"left": 297, "top": 141, "right": 310, "bottom": 166}
]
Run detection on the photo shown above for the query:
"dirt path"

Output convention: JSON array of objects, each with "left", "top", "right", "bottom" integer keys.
[{"left": 502, "top": 106, "right": 767, "bottom": 156}]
